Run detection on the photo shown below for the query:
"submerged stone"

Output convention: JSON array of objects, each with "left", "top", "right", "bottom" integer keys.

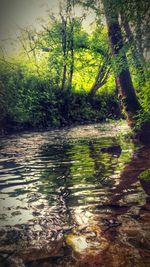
[{"left": 66, "top": 234, "right": 88, "bottom": 253}]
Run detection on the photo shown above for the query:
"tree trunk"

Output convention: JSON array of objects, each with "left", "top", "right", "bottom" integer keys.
[
  {"left": 135, "top": 6, "right": 146, "bottom": 67},
  {"left": 62, "top": 64, "right": 67, "bottom": 91},
  {"left": 67, "top": 20, "right": 74, "bottom": 89},
  {"left": 89, "top": 56, "right": 111, "bottom": 98},
  {"left": 102, "top": 0, "right": 141, "bottom": 125},
  {"left": 61, "top": 16, "right": 67, "bottom": 91},
  {"left": 89, "top": 69, "right": 109, "bottom": 97},
  {"left": 120, "top": 14, "right": 145, "bottom": 83}
]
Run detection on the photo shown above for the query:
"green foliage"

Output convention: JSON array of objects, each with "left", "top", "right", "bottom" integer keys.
[
  {"left": 74, "top": 30, "right": 89, "bottom": 49},
  {"left": 133, "top": 74, "right": 150, "bottom": 130},
  {"left": 134, "top": 110, "right": 150, "bottom": 131},
  {"left": 0, "top": 13, "right": 119, "bottom": 134},
  {"left": 0, "top": 57, "right": 120, "bottom": 132},
  {"left": 0, "top": 0, "right": 149, "bottom": 134},
  {"left": 138, "top": 81, "right": 150, "bottom": 112},
  {"left": 90, "top": 26, "right": 109, "bottom": 56},
  {"left": 139, "top": 169, "right": 150, "bottom": 182}
]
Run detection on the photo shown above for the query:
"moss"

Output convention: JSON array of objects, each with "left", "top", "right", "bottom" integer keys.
[{"left": 139, "top": 169, "right": 150, "bottom": 182}]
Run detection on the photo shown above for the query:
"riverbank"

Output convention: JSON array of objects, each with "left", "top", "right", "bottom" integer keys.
[{"left": 0, "top": 89, "right": 122, "bottom": 136}]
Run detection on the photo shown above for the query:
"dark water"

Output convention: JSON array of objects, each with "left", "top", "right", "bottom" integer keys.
[
  {"left": 0, "top": 122, "right": 134, "bottom": 226},
  {"left": 0, "top": 122, "right": 150, "bottom": 267}
]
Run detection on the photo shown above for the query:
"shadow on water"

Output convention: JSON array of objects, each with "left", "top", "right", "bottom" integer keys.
[{"left": 0, "top": 122, "right": 150, "bottom": 266}]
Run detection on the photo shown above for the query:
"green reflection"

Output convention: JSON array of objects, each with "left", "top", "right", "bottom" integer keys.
[{"left": 38, "top": 134, "right": 135, "bottom": 209}]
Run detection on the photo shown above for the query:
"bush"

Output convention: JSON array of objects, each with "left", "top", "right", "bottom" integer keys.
[
  {"left": 0, "top": 61, "right": 121, "bottom": 133},
  {"left": 139, "top": 169, "right": 150, "bottom": 182}
]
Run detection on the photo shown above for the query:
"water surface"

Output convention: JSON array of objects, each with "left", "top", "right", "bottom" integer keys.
[
  {"left": 0, "top": 122, "right": 150, "bottom": 266},
  {"left": 0, "top": 122, "right": 133, "bottom": 226}
]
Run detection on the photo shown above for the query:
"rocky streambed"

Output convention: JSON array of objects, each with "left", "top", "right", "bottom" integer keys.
[{"left": 0, "top": 122, "right": 150, "bottom": 267}]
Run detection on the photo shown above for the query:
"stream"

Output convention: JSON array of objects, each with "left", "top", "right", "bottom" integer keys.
[{"left": 0, "top": 122, "right": 150, "bottom": 267}]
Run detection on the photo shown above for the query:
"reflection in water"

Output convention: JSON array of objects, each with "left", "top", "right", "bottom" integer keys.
[{"left": 0, "top": 123, "right": 150, "bottom": 266}]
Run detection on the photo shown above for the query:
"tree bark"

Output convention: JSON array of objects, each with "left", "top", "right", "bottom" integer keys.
[
  {"left": 120, "top": 14, "right": 145, "bottom": 83},
  {"left": 102, "top": 0, "right": 141, "bottom": 125},
  {"left": 67, "top": 19, "right": 74, "bottom": 89},
  {"left": 89, "top": 61, "right": 110, "bottom": 97},
  {"left": 61, "top": 16, "right": 67, "bottom": 91}
]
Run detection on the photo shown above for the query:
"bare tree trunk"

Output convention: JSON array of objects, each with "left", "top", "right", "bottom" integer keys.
[
  {"left": 62, "top": 64, "right": 67, "bottom": 91},
  {"left": 102, "top": 0, "right": 141, "bottom": 125},
  {"left": 89, "top": 57, "right": 111, "bottom": 97},
  {"left": 61, "top": 16, "right": 67, "bottom": 91},
  {"left": 67, "top": 20, "right": 74, "bottom": 89},
  {"left": 60, "top": 0, "right": 75, "bottom": 91}
]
